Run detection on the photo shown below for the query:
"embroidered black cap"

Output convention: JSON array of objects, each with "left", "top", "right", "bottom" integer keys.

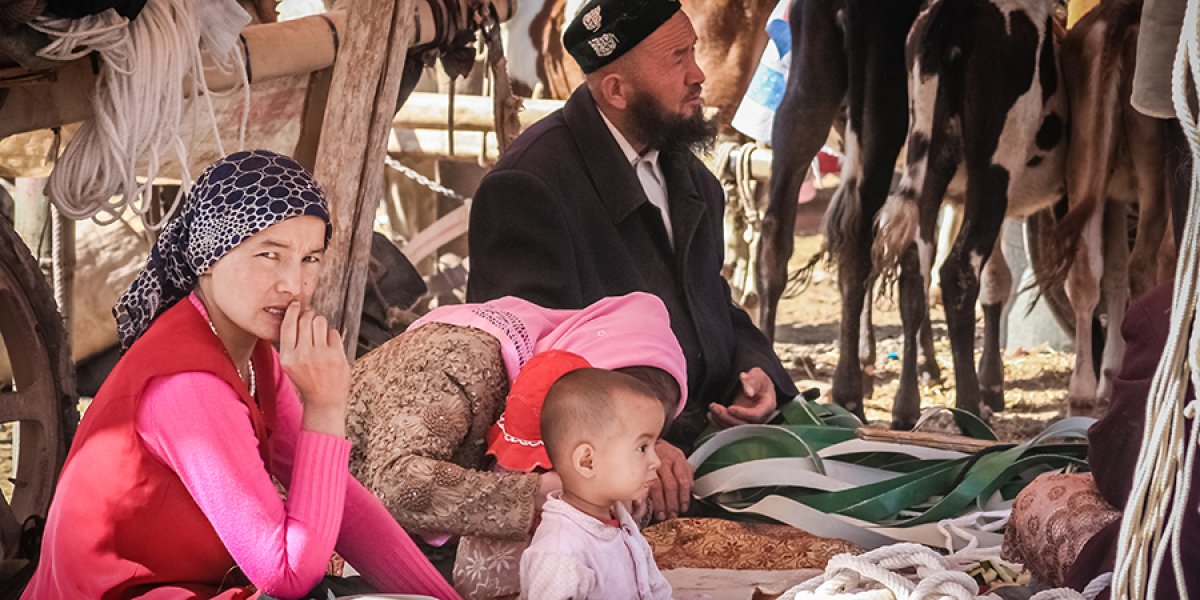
[{"left": 563, "top": 0, "right": 681, "bottom": 74}]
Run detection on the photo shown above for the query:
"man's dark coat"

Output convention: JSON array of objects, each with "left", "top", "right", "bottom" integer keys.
[{"left": 466, "top": 85, "right": 797, "bottom": 450}]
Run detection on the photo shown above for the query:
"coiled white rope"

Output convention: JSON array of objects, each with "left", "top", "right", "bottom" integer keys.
[
  {"left": 30, "top": 0, "right": 250, "bottom": 228},
  {"left": 780, "top": 542, "right": 1112, "bottom": 600},
  {"left": 1111, "top": 0, "right": 1200, "bottom": 598}
]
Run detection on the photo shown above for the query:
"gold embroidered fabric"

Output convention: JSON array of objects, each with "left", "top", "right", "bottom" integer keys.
[
  {"left": 1003, "top": 472, "right": 1121, "bottom": 587},
  {"left": 453, "top": 535, "right": 527, "bottom": 599},
  {"left": 642, "top": 518, "right": 860, "bottom": 571},
  {"left": 348, "top": 323, "right": 540, "bottom": 540}
]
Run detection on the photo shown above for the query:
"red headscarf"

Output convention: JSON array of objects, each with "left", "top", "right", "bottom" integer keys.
[{"left": 486, "top": 350, "right": 592, "bottom": 471}]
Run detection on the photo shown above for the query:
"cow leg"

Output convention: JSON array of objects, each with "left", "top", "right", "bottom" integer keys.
[
  {"left": 893, "top": 160, "right": 954, "bottom": 429},
  {"left": 1065, "top": 207, "right": 1104, "bottom": 409},
  {"left": 1125, "top": 107, "right": 1170, "bottom": 300},
  {"left": 860, "top": 277, "right": 876, "bottom": 399},
  {"left": 893, "top": 243, "right": 926, "bottom": 429},
  {"left": 919, "top": 206, "right": 957, "bottom": 385},
  {"left": 828, "top": 0, "right": 922, "bottom": 419},
  {"left": 940, "top": 145, "right": 1009, "bottom": 417},
  {"left": 1096, "top": 203, "right": 1130, "bottom": 410},
  {"left": 1057, "top": 14, "right": 1121, "bottom": 409},
  {"left": 758, "top": 0, "right": 847, "bottom": 342},
  {"left": 929, "top": 204, "right": 962, "bottom": 307},
  {"left": 978, "top": 228, "right": 1012, "bottom": 413}
]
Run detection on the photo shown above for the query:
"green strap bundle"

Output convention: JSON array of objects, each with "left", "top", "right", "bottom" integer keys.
[{"left": 687, "top": 400, "right": 1093, "bottom": 550}]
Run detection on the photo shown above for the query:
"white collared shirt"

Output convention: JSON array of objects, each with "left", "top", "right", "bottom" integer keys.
[{"left": 599, "top": 110, "right": 674, "bottom": 245}]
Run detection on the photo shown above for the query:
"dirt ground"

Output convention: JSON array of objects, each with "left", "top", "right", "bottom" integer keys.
[{"left": 771, "top": 235, "right": 1075, "bottom": 442}]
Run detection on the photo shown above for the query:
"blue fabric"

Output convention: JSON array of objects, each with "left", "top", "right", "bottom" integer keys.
[{"left": 114, "top": 150, "right": 331, "bottom": 352}]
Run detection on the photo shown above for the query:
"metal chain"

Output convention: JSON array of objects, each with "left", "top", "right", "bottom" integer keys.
[{"left": 384, "top": 154, "right": 473, "bottom": 204}]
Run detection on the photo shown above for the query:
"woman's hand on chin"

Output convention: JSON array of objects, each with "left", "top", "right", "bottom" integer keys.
[{"left": 279, "top": 301, "right": 350, "bottom": 437}]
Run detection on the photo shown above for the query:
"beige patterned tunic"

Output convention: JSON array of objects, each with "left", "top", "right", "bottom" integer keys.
[{"left": 348, "top": 323, "right": 540, "bottom": 541}]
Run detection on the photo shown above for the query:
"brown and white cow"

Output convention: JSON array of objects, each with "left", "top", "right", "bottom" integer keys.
[
  {"left": 871, "top": 0, "right": 1172, "bottom": 422},
  {"left": 1036, "top": 0, "right": 1174, "bottom": 408},
  {"left": 871, "top": 0, "right": 1068, "bottom": 425}
]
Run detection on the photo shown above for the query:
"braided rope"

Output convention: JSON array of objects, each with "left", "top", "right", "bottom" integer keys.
[{"left": 1111, "top": 2, "right": 1200, "bottom": 598}]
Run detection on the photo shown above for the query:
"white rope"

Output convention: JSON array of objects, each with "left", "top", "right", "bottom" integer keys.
[
  {"left": 780, "top": 542, "right": 1113, "bottom": 600},
  {"left": 1112, "top": 1, "right": 1200, "bottom": 598},
  {"left": 31, "top": 0, "right": 250, "bottom": 228},
  {"left": 780, "top": 543, "right": 994, "bottom": 600}
]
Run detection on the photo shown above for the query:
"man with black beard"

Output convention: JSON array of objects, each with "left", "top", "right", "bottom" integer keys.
[{"left": 465, "top": 0, "right": 797, "bottom": 523}]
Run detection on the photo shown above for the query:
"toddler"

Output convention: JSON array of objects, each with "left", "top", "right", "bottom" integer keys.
[{"left": 519, "top": 367, "right": 673, "bottom": 599}]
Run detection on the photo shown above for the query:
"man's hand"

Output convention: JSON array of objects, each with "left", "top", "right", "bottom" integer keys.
[
  {"left": 647, "top": 439, "right": 693, "bottom": 522},
  {"left": 708, "top": 367, "right": 777, "bottom": 428}
]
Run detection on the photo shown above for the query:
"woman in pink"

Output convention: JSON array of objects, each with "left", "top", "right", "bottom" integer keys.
[
  {"left": 25, "top": 151, "right": 459, "bottom": 600},
  {"left": 348, "top": 291, "right": 688, "bottom": 599}
]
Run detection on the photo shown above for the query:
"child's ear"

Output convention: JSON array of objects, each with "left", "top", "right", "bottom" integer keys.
[{"left": 572, "top": 443, "right": 597, "bottom": 478}]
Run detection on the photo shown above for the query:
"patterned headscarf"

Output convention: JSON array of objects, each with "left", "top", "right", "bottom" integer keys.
[{"left": 114, "top": 149, "right": 331, "bottom": 352}]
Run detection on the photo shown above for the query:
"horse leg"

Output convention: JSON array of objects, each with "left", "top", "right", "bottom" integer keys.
[{"left": 758, "top": 0, "right": 847, "bottom": 342}]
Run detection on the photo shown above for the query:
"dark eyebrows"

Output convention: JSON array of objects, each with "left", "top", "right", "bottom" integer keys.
[{"left": 251, "top": 239, "right": 325, "bottom": 254}]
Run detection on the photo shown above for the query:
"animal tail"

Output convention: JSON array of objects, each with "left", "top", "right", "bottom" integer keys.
[
  {"left": 1033, "top": 196, "right": 1092, "bottom": 292},
  {"left": 784, "top": 241, "right": 830, "bottom": 298},
  {"left": 871, "top": 191, "right": 920, "bottom": 286}
]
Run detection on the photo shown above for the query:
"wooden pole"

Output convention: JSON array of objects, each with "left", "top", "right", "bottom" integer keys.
[{"left": 310, "top": 0, "right": 416, "bottom": 357}]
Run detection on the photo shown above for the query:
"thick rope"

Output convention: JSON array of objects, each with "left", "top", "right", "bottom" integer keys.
[
  {"left": 780, "top": 542, "right": 1113, "bottom": 600},
  {"left": 31, "top": 0, "right": 250, "bottom": 228},
  {"left": 1111, "top": 2, "right": 1200, "bottom": 598}
]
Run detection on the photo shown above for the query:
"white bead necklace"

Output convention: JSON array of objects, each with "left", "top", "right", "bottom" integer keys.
[{"left": 204, "top": 317, "right": 255, "bottom": 398}]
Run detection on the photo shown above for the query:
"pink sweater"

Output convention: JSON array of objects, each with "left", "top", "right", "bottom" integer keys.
[{"left": 133, "top": 302, "right": 459, "bottom": 599}]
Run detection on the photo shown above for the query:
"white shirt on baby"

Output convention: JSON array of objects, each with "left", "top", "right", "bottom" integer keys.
[{"left": 520, "top": 492, "right": 672, "bottom": 600}]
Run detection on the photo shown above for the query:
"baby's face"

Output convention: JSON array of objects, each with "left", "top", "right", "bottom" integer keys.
[{"left": 592, "top": 392, "right": 665, "bottom": 504}]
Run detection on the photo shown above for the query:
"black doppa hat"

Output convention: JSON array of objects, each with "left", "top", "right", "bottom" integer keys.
[{"left": 563, "top": 0, "right": 681, "bottom": 74}]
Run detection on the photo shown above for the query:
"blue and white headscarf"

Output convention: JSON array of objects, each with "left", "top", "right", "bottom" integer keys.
[{"left": 114, "top": 150, "right": 332, "bottom": 352}]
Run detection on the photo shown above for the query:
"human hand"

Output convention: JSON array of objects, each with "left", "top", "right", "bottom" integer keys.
[
  {"left": 707, "top": 367, "right": 777, "bottom": 428},
  {"left": 647, "top": 439, "right": 693, "bottom": 522},
  {"left": 279, "top": 301, "right": 350, "bottom": 436}
]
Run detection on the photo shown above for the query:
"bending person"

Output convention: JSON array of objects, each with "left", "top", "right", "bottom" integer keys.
[
  {"left": 25, "top": 150, "right": 459, "bottom": 600},
  {"left": 348, "top": 292, "right": 687, "bottom": 598}
]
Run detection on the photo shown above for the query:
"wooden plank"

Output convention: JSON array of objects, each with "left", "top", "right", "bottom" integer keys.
[
  {"left": 310, "top": 0, "right": 416, "bottom": 357},
  {"left": 854, "top": 427, "right": 1005, "bottom": 453},
  {"left": 393, "top": 93, "right": 563, "bottom": 131}
]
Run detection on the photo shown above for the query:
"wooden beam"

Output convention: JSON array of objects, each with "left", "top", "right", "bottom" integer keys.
[
  {"left": 854, "top": 427, "right": 1005, "bottom": 453},
  {"left": 310, "top": 0, "right": 416, "bottom": 357},
  {"left": 393, "top": 93, "right": 563, "bottom": 131},
  {"left": 0, "top": 0, "right": 518, "bottom": 139}
]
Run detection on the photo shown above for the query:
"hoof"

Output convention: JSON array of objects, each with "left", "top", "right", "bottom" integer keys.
[
  {"left": 919, "top": 368, "right": 942, "bottom": 386},
  {"left": 1068, "top": 394, "right": 1096, "bottom": 411},
  {"left": 982, "top": 387, "right": 1004, "bottom": 412}
]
